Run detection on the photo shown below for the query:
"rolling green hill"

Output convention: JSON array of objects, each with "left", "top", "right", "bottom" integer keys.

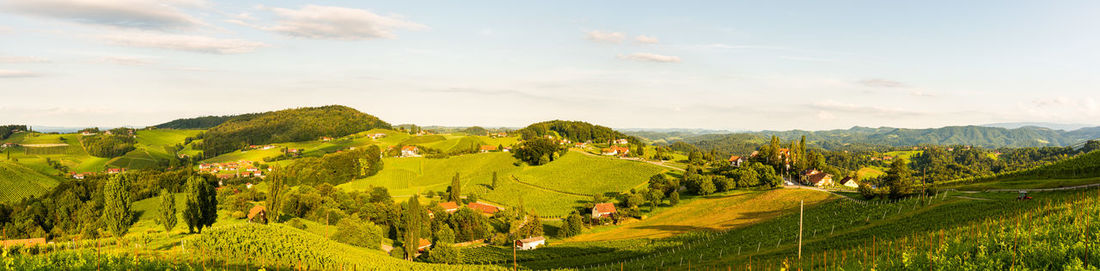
[
  {"left": 200, "top": 105, "right": 391, "bottom": 157},
  {"left": 153, "top": 114, "right": 256, "bottom": 129},
  {"left": 339, "top": 151, "right": 667, "bottom": 216},
  {"left": 516, "top": 120, "right": 635, "bottom": 144},
  {"left": 0, "top": 160, "right": 60, "bottom": 203}
]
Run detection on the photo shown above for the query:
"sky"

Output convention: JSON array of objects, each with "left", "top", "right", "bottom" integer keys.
[{"left": 1, "top": 0, "right": 1099, "bottom": 131}]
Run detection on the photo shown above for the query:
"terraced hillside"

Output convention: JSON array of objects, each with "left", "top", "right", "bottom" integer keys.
[{"left": 0, "top": 160, "right": 60, "bottom": 203}]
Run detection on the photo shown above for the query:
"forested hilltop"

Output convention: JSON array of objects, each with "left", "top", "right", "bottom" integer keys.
[
  {"left": 516, "top": 120, "right": 635, "bottom": 143},
  {"left": 153, "top": 114, "right": 257, "bottom": 129},
  {"left": 199, "top": 105, "right": 390, "bottom": 157}
]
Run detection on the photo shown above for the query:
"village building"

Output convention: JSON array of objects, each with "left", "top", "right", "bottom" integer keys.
[
  {"left": 72, "top": 173, "right": 84, "bottom": 180},
  {"left": 438, "top": 202, "right": 460, "bottom": 214},
  {"left": 728, "top": 156, "right": 745, "bottom": 167},
  {"left": 515, "top": 236, "right": 546, "bottom": 250},
  {"left": 417, "top": 238, "right": 433, "bottom": 252},
  {"left": 320, "top": 136, "right": 333, "bottom": 142},
  {"left": 80, "top": 131, "right": 96, "bottom": 136},
  {"left": 468, "top": 202, "right": 503, "bottom": 216},
  {"left": 613, "top": 138, "right": 629, "bottom": 145},
  {"left": 479, "top": 145, "right": 498, "bottom": 153},
  {"left": 401, "top": 146, "right": 420, "bottom": 157},
  {"left": 601, "top": 146, "right": 630, "bottom": 156},
  {"left": 106, "top": 168, "right": 124, "bottom": 174},
  {"left": 805, "top": 172, "right": 834, "bottom": 187},
  {"left": 841, "top": 177, "right": 858, "bottom": 188},
  {"left": 502, "top": 147, "right": 511, "bottom": 152},
  {"left": 247, "top": 205, "right": 268, "bottom": 224},
  {"left": 591, "top": 203, "right": 617, "bottom": 219},
  {"left": 1, "top": 143, "right": 16, "bottom": 148}
]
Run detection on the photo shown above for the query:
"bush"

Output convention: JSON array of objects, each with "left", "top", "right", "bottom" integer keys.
[
  {"left": 331, "top": 215, "right": 383, "bottom": 249},
  {"left": 423, "top": 243, "right": 461, "bottom": 264}
]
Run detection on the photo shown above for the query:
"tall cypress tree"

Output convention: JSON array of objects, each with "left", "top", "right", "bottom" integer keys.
[
  {"left": 103, "top": 174, "right": 133, "bottom": 237},
  {"left": 266, "top": 168, "right": 284, "bottom": 223},
  {"left": 449, "top": 173, "right": 461, "bottom": 202},
  {"left": 491, "top": 172, "right": 498, "bottom": 190},
  {"left": 403, "top": 195, "right": 422, "bottom": 260},
  {"left": 183, "top": 176, "right": 216, "bottom": 233},
  {"left": 156, "top": 189, "right": 177, "bottom": 233}
]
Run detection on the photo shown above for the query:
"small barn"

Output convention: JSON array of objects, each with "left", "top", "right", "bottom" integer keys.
[
  {"left": 248, "top": 205, "right": 268, "bottom": 224},
  {"left": 515, "top": 236, "right": 546, "bottom": 250},
  {"left": 591, "top": 203, "right": 617, "bottom": 219},
  {"left": 841, "top": 177, "right": 858, "bottom": 188}
]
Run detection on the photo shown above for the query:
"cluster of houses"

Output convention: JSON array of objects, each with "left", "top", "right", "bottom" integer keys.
[
  {"left": 488, "top": 132, "right": 508, "bottom": 138},
  {"left": 320, "top": 136, "right": 334, "bottom": 142},
  {"left": 601, "top": 146, "right": 630, "bottom": 156},
  {"left": 67, "top": 167, "right": 128, "bottom": 179},
  {"left": 367, "top": 133, "right": 387, "bottom": 140},
  {"left": 198, "top": 160, "right": 267, "bottom": 179},
  {"left": 1, "top": 142, "right": 17, "bottom": 148},
  {"left": 478, "top": 145, "right": 510, "bottom": 153},
  {"left": 799, "top": 169, "right": 858, "bottom": 188},
  {"left": 611, "top": 138, "right": 629, "bottom": 145},
  {"left": 247, "top": 145, "right": 277, "bottom": 150},
  {"left": 399, "top": 145, "right": 420, "bottom": 157}
]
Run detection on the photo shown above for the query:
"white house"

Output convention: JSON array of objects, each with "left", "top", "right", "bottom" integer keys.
[
  {"left": 515, "top": 236, "right": 545, "bottom": 250},
  {"left": 401, "top": 146, "right": 420, "bottom": 157},
  {"left": 728, "top": 156, "right": 745, "bottom": 167},
  {"left": 841, "top": 177, "right": 858, "bottom": 188}
]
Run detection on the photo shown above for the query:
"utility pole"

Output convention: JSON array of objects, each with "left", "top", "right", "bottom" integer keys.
[{"left": 798, "top": 200, "right": 804, "bottom": 260}]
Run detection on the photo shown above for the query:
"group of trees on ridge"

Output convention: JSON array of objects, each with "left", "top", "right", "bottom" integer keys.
[{"left": 199, "top": 105, "right": 391, "bottom": 157}]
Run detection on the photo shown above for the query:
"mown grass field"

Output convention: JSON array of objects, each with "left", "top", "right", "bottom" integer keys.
[
  {"left": 856, "top": 166, "right": 886, "bottom": 179},
  {"left": 567, "top": 188, "right": 836, "bottom": 242},
  {"left": 513, "top": 152, "right": 665, "bottom": 196},
  {"left": 0, "top": 160, "right": 61, "bottom": 203}
]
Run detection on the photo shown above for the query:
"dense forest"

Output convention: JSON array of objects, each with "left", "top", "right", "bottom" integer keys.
[
  {"left": 516, "top": 120, "right": 634, "bottom": 144},
  {"left": 199, "top": 105, "right": 391, "bottom": 157},
  {"left": 80, "top": 132, "right": 136, "bottom": 158},
  {"left": 0, "top": 125, "right": 27, "bottom": 140},
  {"left": 153, "top": 114, "right": 257, "bottom": 129}
]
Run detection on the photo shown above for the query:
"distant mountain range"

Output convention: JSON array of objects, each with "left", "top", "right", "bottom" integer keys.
[
  {"left": 980, "top": 122, "right": 1095, "bottom": 131},
  {"left": 630, "top": 125, "right": 1100, "bottom": 154}
]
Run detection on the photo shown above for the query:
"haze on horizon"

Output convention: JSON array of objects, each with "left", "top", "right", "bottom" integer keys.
[{"left": 1, "top": 0, "right": 1098, "bottom": 131}]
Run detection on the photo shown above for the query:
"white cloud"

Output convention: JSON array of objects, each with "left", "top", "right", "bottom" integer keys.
[
  {"left": 98, "top": 56, "right": 155, "bottom": 65},
  {"left": 618, "top": 52, "right": 681, "bottom": 63},
  {"left": 0, "top": 55, "right": 50, "bottom": 63},
  {"left": 0, "top": 69, "right": 42, "bottom": 78},
  {"left": 260, "top": 5, "right": 426, "bottom": 40},
  {"left": 635, "top": 35, "right": 659, "bottom": 44},
  {"left": 816, "top": 110, "right": 836, "bottom": 120},
  {"left": 99, "top": 31, "right": 268, "bottom": 54},
  {"left": 1021, "top": 96, "right": 1100, "bottom": 118},
  {"left": 3, "top": 0, "right": 205, "bottom": 30},
  {"left": 585, "top": 30, "right": 625, "bottom": 44},
  {"left": 857, "top": 79, "right": 906, "bottom": 88}
]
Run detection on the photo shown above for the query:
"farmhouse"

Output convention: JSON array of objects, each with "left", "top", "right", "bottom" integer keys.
[
  {"left": 368, "top": 133, "right": 387, "bottom": 139},
  {"left": 247, "top": 205, "right": 268, "bottom": 224},
  {"left": 613, "top": 138, "right": 629, "bottom": 145},
  {"left": 80, "top": 131, "right": 96, "bottom": 136},
  {"left": 438, "top": 201, "right": 460, "bottom": 214},
  {"left": 320, "top": 136, "right": 333, "bottom": 141},
  {"left": 106, "top": 168, "right": 125, "bottom": 174},
  {"left": 468, "top": 202, "right": 503, "bottom": 216},
  {"left": 601, "top": 146, "right": 630, "bottom": 156},
  {"left": 806, "top": 172, "right": 834, "bottom": 187},
  {"left": 515, "top": 236, "right": 546, "bottom": 250},
  {"left": 728, "top": 156, "right": 745, "bottom": 167},
  {"left": 401, "top": 146, "right": 420, "bottom": 157},
  {"left": 840, "top": 177, "right": 858, "bottom": 188},
  {"left": 0, "top": 143, "right": 15, "bottom": 148},
  {"left": 72, "top": 173, "right": 84, "bottom": 180},
  {"left": 479, "top": 145, "right": 498, "bottom": 153},
  {"left": 417, "top": 238, "right": 432, "bottom": 252},
  {"left": 591, "top": 203, "right": 617, "bottom": 218}
]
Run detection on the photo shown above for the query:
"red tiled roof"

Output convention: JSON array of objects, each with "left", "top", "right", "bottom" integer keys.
[
  {"left": 728, "top": 155, "right": 742, "bottom": 162},
  {"left": 247, "top": 205, "right": 266, "bottom": 220},
  {"left": 402, "top": 146, "right": 418, "bottom": 151},
  {"left": 807, "top": 172, "right": 832, "bottom": 185},
  {"left": 480, "top": 145, "right": 498, "bottom": 151},
  {"left": 467, "top": 202, "right": 501, "bottom": 214},
  {"left": 438, "top": 201, "right": 460, "bottom": 212},
  {"left": 593, "top": 203, "right": 616, "bottom": 214},
  {"left": 418, "top": 238, "right": 432, "bottom": 250}
]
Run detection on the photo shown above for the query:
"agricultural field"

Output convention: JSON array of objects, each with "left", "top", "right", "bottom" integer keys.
[
  {"left": 883, "top": 150, "right": 921, "bottom": 160},
  {"left": 567, "top": 188, "right": 836, "bottom": 242},
  {"left": 856, "top": 167, "right": 886, "bottom": 179},
  {"left": 513, "top": 152, "right": 666, "bottom": 196},
  {"left": 0, "top": 160, "right": 60, "bottom": 203}
]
